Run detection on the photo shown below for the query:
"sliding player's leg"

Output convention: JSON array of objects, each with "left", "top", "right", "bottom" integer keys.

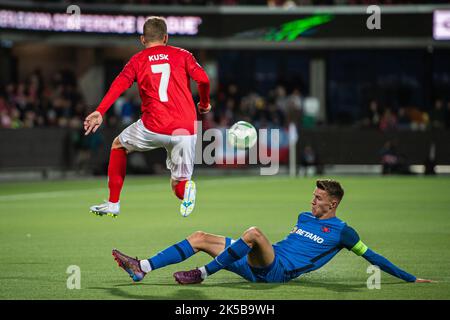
[
  {"left": 112, "top": 231, "right": 227, "bottom": 282},
  {"left": 244, "top": 227, "right": 275, "bottom": 268},
  {"left": 174, "top": 227, "right": 275, "bottom": 284},
  {"left": 90, "top": 137, "right": 128, "bottom": 218}
]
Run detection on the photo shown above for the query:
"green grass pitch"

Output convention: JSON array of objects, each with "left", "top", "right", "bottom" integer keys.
[{"left": 0, "top": 175, "right": 449, "bottom": 300}]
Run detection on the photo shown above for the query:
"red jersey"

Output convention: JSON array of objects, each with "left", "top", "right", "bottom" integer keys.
[{"left": 96, "top": 45, "right": 210, "bottom": 135}]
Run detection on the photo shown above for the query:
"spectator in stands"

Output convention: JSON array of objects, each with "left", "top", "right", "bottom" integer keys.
[
  {"left": 379, "top": 107, "right": 397, "bottom": 131},
  {"left": 9, "top": 108, "right": 22, "bottom": 128},
  {"left": 446, "top": 101, "right": 450, "bottom": 129},
  {"left": 274, "top": 85, "right": 288, "bottom": 114},
  {"left": 216, "top": 83, "right": 241, "bottom": 124},
  {"left": 1, "top": 69, "right": 89, "bottom": 129},
  {"left": 286, "top": 88, "right": 303, "bottom": 112},
  {"left": 285, "top": 88, "right": 303, "bottom": 127},
  {"left": 380, "top": 140, "right": 400, "bottom": 175},
  {"left": 408, "top": 107, "right": 428, "bottom": 131},
  {"left": 24, "top": 110, "right": 37, "bottom": 128},
  {"left": 362, "top": 99, "right": 381, "bottom": 128},
  {"left": 250, "top": 84, "right": 290, "bottom": 128},
  {"left": 0, "top": 96, "right": 12, "bottom": 128},
  {"left": 300, "top": 144, "right": 322, "bottom": 176},
  {"left": 429, "top": 99, "right": 446, "bottom": 129},
  {"left": 113, "top": 96, "right": 138, "bottom": 127},
  {"left": 380, "top": 140, "right": 411, "bottom": 175},
  {"left": 239, "top": 91, "right": 264, "bottom": 127},
  {"left": 15, "top": 83, "right": 28, "bottom": 111},
  {"left": 224, "top": 97, "right": 237, "bottom": 123},
  {"left": 3, "top": 67, "right": 449, "bottom": 134},
  {"left": 397, "top": 107, "right": 411, "bottom": 130},
  {"left": 226, "top": 83, "right": 241, "bottom": 103},
  {"left": 424, "top": 142, "right": 436, "bottom": 176}
]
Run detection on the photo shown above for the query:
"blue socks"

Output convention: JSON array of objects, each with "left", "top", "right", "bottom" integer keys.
[
  {"left": 148, "top": 239, "right": 195, "bottom": 270},
  {"left": 204, "top": 238, "right": 251, "bottom": 276},
  {"left": 143, "top": 237, "right": 251, "bottom": 278}
]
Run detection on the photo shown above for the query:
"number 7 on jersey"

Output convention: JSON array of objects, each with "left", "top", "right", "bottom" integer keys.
[{"left": 151, "top": 63, "right": 170, "bottom": 102}]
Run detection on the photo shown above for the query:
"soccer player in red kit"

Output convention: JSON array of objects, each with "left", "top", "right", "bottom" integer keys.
[{"left": 84, "top": 17, "right": 211, "bottom": 218}]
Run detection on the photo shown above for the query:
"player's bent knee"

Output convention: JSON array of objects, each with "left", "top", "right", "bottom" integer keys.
[
  {"left": 243, "top": 226, "right": 263, "bottom": 243},
  {"left": 247, "top": 226, "right": 262, "bottom": 237},
  {"left": 187, "top": 231, "right": 207, "bottom": 248},
  {"left": 192, "top": 230, "right": 207, "bottom": 239}
]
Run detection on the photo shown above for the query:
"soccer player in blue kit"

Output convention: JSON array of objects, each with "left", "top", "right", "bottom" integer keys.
[{"left": 112, "top": 179, "right": 432, "bottom": 284}]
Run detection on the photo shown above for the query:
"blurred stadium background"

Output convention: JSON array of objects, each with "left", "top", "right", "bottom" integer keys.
[
  {"left": 1, "top": 0, "right": 450, "bottom": 180},
  {"left": 1, "top": 0, "right": 450, "bottom": 301}
]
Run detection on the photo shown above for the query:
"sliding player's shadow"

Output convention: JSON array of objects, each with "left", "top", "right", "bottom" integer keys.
[
  {"left": 0, "top": 275, "right": 61, "bottom": 284},
  {"left": 89, "top": 279, "right": 406, "bottom": 298},
  {"left": 89, "top": 285, "right": 209, "bottom": 300},
  {"left": 287, "top": 279, "right": 371, "bottom": 293},
  {"left": 2, "top": 262, "right": 48, "bottom": 265},
  {"left": 298, "top": 279, "right": 407, "bottom": 292},
  {"left": 201, "top": 282, "right": 282, "bottom": 290},
  {"left": 206, "top": 279, "right": 405, "bottom": 293}
]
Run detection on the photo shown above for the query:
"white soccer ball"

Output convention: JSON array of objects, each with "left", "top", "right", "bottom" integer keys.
[{"left": 227, "top": 121, "right": 258, "bottom": 149}]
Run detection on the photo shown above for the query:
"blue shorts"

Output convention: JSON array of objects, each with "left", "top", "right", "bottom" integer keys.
[{"left": 224, "top": 252, "right": 289, "bottom": 283}]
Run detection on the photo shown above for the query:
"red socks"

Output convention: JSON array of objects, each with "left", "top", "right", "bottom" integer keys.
[
  {"left": 174, "top": 180, "right": 188, "bottom": 200},
  {"left": 107, "top": 148, "right": 186, "bottom": 202},
  {"left": 108, "top": 148, "right": 127, "bottom": 203}
]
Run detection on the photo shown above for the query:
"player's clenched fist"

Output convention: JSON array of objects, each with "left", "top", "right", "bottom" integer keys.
[
  {"left": 197, "top": 102, "right": 212, "bottom": 114},
  {"left": 84, "top": 111, "right": 103, "bottom": 135}
]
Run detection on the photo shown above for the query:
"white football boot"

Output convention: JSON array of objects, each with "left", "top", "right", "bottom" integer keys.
[
  {"left": 180, "top": 181, "right": 196, "bottom": 217},
  {"left": 90, "top": 201, "right": 120, "bottom": 218}
]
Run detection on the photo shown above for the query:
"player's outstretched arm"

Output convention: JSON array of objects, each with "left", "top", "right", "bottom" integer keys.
[
  {"left": 361, "top": 247, "right": 419, "bottom": 283},
  {"left": 340, "top": 225, "right": 434, "bottom": 283},
  {"left": 84, "top": 111, "right": 103, "bottom": 135},
  {"left": 363, "top": 249, "right": 434, "bottom": 283}
]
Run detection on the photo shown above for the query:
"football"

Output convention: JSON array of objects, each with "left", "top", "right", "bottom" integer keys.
[{"left": 227, "top": 121, "right": 258, "bottom": 149}]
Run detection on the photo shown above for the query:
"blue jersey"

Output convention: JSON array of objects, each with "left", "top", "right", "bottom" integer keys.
[{"left": 272, "top": 212, "right": 416, "bottom": 282}]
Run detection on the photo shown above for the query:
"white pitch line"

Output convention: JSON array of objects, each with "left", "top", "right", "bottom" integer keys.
[
  {"left": 0, "top": 184, "right": 164, "bottom": 202},
  {"left": 0, "top": 188, "right": 105, "bottom": 201},
  {"left": 0, "top": 176, "right": 277, "bottom": 202}
]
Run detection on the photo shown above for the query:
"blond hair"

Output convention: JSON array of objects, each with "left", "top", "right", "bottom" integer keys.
[{"left": 143, "top": 17, "right": 167, "bottom": 42}]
